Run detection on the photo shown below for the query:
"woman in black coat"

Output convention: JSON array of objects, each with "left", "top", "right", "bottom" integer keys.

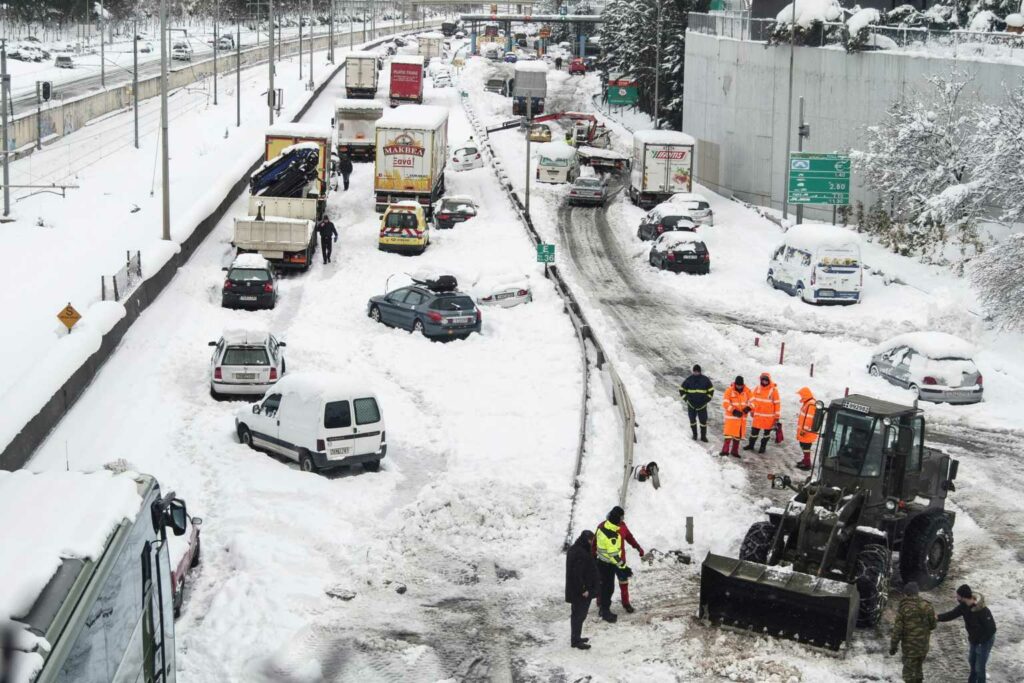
[{"left": 565, "top": 529, "right": 600, "bottom": 649}]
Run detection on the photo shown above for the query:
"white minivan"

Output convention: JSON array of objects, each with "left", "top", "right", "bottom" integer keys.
[
  {"left": 234, "top": 373, "right": 386, "bottom": 473},
  {"left": 766, "top": 224, "right": 862, "bottom": 304},
  {"left": 534, "top": 142, "right": 579, "bottom": 184}
]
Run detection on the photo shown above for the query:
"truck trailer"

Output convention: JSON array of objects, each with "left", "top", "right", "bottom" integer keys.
[
  {"left": 417, "top": 32, "right": 444, "bottom": 65},
  {"left": 374, "top": 104, "right": 449, "bottom": 217},
  {"left": 389, "top": 55, "right": 425, "bottom": 106},
  {"left": 512, "top": 60, "right": 548, "bottom": 116},
  {"left": 628, "top": 129, "right": 696, "bottom": 209},
  {"left": 344, "top": 51, "right": 380, "bottom": 98},
  {"left": 334, "top": 98, "right": 384, "bottom": 162},
  {"left": 263, "top": 123, "right": 333, "bottom": 216}
]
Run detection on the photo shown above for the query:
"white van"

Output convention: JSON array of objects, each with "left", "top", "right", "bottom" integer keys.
[
  {"left": 234, "top": 373, "right": 386, "bottom": 473},
  {"left": 766, "top": 224, "right": 862, "bottom": 304},
  {"left": 535, "top": 142, "right": 579, "bottom": 184}
]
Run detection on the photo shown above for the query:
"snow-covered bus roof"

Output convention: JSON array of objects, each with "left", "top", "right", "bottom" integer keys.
[
  {"left": 272, "top": 372, "right": 375, "bottom": 402},
  {"left": 873, "top": 332, "right": 976, "bottom": 359},
  {"left": 392, "top": 54, "right": 425, "bottom": 65},
  {"left": 633, "top": 129, "right": 697, "bottom": 146},
  {"left": 515, "top": 60, "right": 549, "bottom": 73},
  {"left": 334, "top": 98, "right": 385, "bottom": 112},
  {"left": 347, "top": 50, "right": 380, "bottom": 60},
  {"left": 535, "top": 141, "right": 578, "bottom": 160},
  {"left": 781, "top": 224, "right": 861, "bottom": 251},
  {"left": 378, "top": 104, "right": 449, "bottom": 129},
  {"left": 266, "top": 122, "right": 332, "bottom": 140}
]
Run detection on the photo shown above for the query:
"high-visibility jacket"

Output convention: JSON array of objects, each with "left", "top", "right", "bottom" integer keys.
[
  {"left": 796, "top": 386, "right": 819, "bottom": 444},
  {"left": 722, "top": 383, "right": 753, "bottom": 439},
  {"left": 592, "top": 520, "right": 642, "bottom": 567},
  {"left": 751, "top": 373, "right": 781, "bottom": 430}
]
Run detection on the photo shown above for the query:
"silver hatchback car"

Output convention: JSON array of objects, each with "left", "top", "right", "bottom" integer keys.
[
  {"left": 868, "top": 334, "right": 983, "bottom": 404},
  {"left": 568, "top": 175, "right": 609, "bottom": 206},
  {"left": 209, "top": 330, "right": 287, "bottom": 399}
]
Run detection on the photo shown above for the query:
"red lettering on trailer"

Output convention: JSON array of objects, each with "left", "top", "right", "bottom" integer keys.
[{"left": 653, "top": 150, "right": 688, "bottom": 160}]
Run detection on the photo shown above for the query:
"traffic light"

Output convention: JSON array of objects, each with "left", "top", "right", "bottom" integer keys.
[{"left": 38, "top": 81, "right": 52, "bottom": 102}]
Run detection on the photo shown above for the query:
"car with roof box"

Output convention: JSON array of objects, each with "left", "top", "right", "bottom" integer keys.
[
  {"left": 649, "top": 232, "right": 710, "bottom": 274},
  {"left": 868, "top": 332, "right": 983, "bottom": 404},
  {"left": 367, "top": 275, "right": 481, "bottom": 339},
  {"left": 222, "top": 253, "right": 277, "bottom": 309},
  {"left": 209, "top": 329, "right": 287, "bottom": 399}
]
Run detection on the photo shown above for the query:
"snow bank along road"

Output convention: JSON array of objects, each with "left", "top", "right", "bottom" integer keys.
[
  {"left": 28, "top": 53, "right": 591, "bottom": 681},
  {"left": 476, "top": 62, "right": 1024, "bottom": 680}
]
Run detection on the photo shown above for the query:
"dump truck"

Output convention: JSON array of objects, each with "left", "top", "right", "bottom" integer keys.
[
  {"left": 628, "top": 129, "right": 695, "bottom": 209},
  {"left": 345, "top": 51, "right": 379, "bottom": 98},
  {"left": 512, "top": 60, "right": 548, "bottom": 116},
  {"left": 389, "top": 54, "right": 425, "bottom": 106},
  {"left": 263, "top": 123, "right": 333, "bottom": 216},
  {"left": 699, "top": 394, "right": 960, "bottom": 651},
  {"left": 374, "top": 104, "right": 448, "bottom": 217},
  {"left": 417, "top": 32, "right": 444, "bottom": 65},
  {"left": 233, "top": 204, "right": 316, "bottom": 271},
  {"left": 334, "top": 98, "right": 384, "bottom": 162}
]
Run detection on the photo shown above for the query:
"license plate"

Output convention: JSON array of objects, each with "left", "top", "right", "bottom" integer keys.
[
  {"left": 330, "top": 446, "right": 351, "bottom": 457},
  {"left": 234, "top": 373, "right": 256, "bottom": 380},
  {"left": 681, "top": 254, "right": 698, "bottom": 260},
  {"left": 818, "top": 289, "right": 835, "bottom": 297},
  {"left": 240, "top": 295, "right": 257, "bottom": 301},
  {"left": 495, "top": 292, "right": 514, "bottom": 300},
  {"left": 449, "top": 316, "right": 473, "bottom": 325}
]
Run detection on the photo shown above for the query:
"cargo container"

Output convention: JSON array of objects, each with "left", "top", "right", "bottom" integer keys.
[
  {"left": 628, "top": 129, "right": 696, "bottom": 209},
  {"left": 334, "top": 98, "right": 384, "bottom": 161},
  {"left": 389, "top": 55, "right": 424, "bottom": 106},
  {"left": 374, "top": 104, "right": 449, "bottom": 217},
  {"left": 345, "top": 51, "right": 379, "bottom": 98},
  {"left": 513, "top": 61, "right": 548, "bottom": 116},
  {"left": 417, "top": 32, "right": 444, "bottom": 65}
]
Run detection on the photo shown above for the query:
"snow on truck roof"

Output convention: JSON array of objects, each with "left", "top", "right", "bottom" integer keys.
[
  {"left": 347, "top": 50, "right": 379, "bottom": 60},
  {"left": 515, "top": 60, "right": 549, "bottom": 73},
  {"left": 334, "top": 98, "right": 384, "bottom": 112},
  {"left": 271, "top": 372, "right": 376, "bottom": 402},
  {"left": 419, "top": 32, "right": 444, "bottom": 40},
  {"left": 873, "top": 332, "right": 976, "bottom": 360},
  {"left": 535, "top": 142, "right": 577, "bottom": 160},
  {"left": 633, "top": 129, "right": 697, "bottom": 146},
  {"left": 781, "top": 224, "right": 860, "bottom": 251},
  {"left": 378, "top": 104, "right": 449, "bottom": 129},
  {"left": 266, "top": 123, "right": 332, "bottom": 140},
  {"left": 392, "top": 54, "right": 425, "bottom": 65}
]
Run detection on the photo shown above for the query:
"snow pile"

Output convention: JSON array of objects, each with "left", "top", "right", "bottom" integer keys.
[
  {"left": 969, "top": 10, "right": 998, "bottom": 32},
  {"left": 846, "top": 7, "right": 881, "bottom": 34},
  {"left": 231, "top": 253, "right": 271, "bottom": 269},
  {"left": 775, "top": 0, "right": 843, "bottom": 26},
  {"left": 873, "top": 331, "right": 976, "bottom": 359},
  {"left": 782, "top": 223, "right": 861, "bottom": 250},
  {"left": 1007, "top": 13, "right": 1024, "bottom": 28}
]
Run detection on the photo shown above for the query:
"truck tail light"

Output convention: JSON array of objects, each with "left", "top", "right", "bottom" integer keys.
[
  {"left": 427, "top": 311, "right": 443, "bottom": 322},
  {"left": 269, "top": 368, "right": 278, "bottom": 381},
  {"left": 263, "top": 282, "right": 274, "bottom": 293},
  {"left": 214, "top": 367, "right": 222, "bottom": 380},
  {"left": 317, "top": 439, "right": 325, "bottom": 451},
  {"left": 923, "top": 376, "right": 938, "bottom": 385},
  {"left": 476, "top": 309, "right": 482, "bottom": 322}
]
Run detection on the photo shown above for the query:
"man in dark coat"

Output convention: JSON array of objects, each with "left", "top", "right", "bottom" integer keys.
[
  {"left": 565, "top": 529, "right": 599, "bottom": 650},
  {"left": 890, "top": 582, "right": 936, "bottom": 683},
  {"left": 938, "top": 584, "right": 997, "bottom": 683},
  {"left": 338, "top": 154, "right": 354, "bottom": 191},
  {"left": 316, "top": 217, "right": 337, "bottom": 264},
  {"left": 679, "top": 364, "right": 714, "bottom": 442}
]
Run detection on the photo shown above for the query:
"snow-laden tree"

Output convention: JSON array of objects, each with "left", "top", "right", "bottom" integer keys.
[
  {"left": 850, "top": 73, "right": 985, "bottom": 261},
  {"left": 971, "top": 233, "right": 1024, "bottom": 330},
  {"left": 971, "top": 80, "right": 1024, "bottom": 224}
]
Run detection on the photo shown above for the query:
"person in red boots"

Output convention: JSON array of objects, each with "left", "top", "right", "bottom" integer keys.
[
  {"left": 795, "top": 386, "right": 819, "bottom": 471},
  {"left": 721, "top": 376, "right": 753, "bottom": 457},
  {"left": 592, "top": 506, "right": 645, "bottom": 619},
  {"left": 746, "top": 372, "right": 780, "bottom": 454}
]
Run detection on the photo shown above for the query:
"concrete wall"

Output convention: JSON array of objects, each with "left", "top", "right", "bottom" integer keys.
[{"left": 683, "top": 31, "right": 1024, "bottom": 220}]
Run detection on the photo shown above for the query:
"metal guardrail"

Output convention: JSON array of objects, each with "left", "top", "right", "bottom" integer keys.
[
  {"left": 101, "top": 250, "right": 142, "bottom": 302},
  {"left": 460, "top": 97, "right": 638, "bottom": 548}
]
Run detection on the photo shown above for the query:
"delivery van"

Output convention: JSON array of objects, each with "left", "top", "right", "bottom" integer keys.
[{"left": 766, "top": 225, "right": 862, "bottom": 304}]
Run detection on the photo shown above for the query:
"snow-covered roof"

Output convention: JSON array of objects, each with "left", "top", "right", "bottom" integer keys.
[
  {"left": 782, "top": 224, "right": 860, "bottom": 251},
  {"left": 221, "top": 328, "right": 272, "bottom": 345},
  {"left": 266, "top": 123, "right": 332, "bottom": 140},
  {"left": 1007, "top": 12, "right": 1024, "bottom": 27},
  {"left": 577, "top": 146, "right": 628, "bottom": 159},
  {"left": 390, "top": 200, "right": 423, "bottom": 210},
  {"left": 237, "top": 215, "right": 312, "bottom": 226},
  {"left": 392, "top": 54, "right": 425, "bottom": 65},
  {"left": 378, "top": 104, "right": 448, "bottom": 129},
  {"left": 335, "top": 98, "right": 384, "bottom": 112},
  {"left": 669, "top": 192, "right": 710, "bottom": 204},
  {"left": 535, "top": 142, "right": 577, "bottom": 160},
  {"left": 873, "top": 332, "right": 976, "bottom": 360},
  {"left": 515, "top": 60, "right": 549, "bottom": 73},
  {"left": 231, "top": 253, "right": 271, "bottom": 269},
  {"left": 271, "top": 372, "right": 375, "bottom": 402},
  {"left": 633, "top": 129, "right": 697, "bottom": 146},
  {"left": 441, "top": 194, "right": 476, "bottom": 205},
  {"left": 280, "top": 141, "right": 322, "bottom": 156},
  {"left": 775, "top": 0, "right": 843, "bottom": 27},
  {"left": 655, "top": 232, "right": 704, "bottom": 250},
  {"left": 347, "top": 50, "right": 379, "bottom": 60},
  {"left": 0, "top": 470, "right": 143, "bottom": 675}
]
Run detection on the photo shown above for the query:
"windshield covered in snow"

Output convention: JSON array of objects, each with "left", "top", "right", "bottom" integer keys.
[
  {"left": 228, "top": 268, "right": 270, "bottom": 282},
  {"left": 823, "top": 411, "right": 883, "bottom": 477},
  {"left": 818, "top": 250, "right": 859, "bottom": 270},
  {"left": 575, "top": 178, "right": 602, "bottom": 188},
  {"left": 222, "top": 347, "right": 270, "bottom": 366},
  {"left": 539, "top": 155, "right": 571, "bottom": 167}
]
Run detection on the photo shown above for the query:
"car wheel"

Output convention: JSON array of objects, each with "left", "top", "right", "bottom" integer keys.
[
  {"left": 299, "top": 451, "right": 318, "bottom": 473},
  {"left": 238, "top": 425, "right": 253, "bottom": 448},
  {"left": 369, "top": 305, "right": 382, "bottom": 323},
  {"left": 766, "top": 273, "right": 775, "bottom": 289},
  {"left": 190, "top": 537, "right": 202, "bottom": 568},
  {"left": 909, "top": 383, "right": 921, "bottom": 399},
  {"left": 795, "top": 283, "right": 806, "bottom": 301},
  {"left": 649, "top": 253, "right": 657, "bottom": 266},
  {"left": 413, "top": 319, "right": 425, "bottom": 336},
  {"left": 869, "top": 364, "right": 880, "bottom": 377},
  {"left": 281, "top": 360, "right": 286, "bottom": 375}
]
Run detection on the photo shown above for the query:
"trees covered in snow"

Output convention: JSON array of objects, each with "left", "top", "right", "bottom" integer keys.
[{"left": 971, "top": 234, "right": 1024, "bottom": 330}]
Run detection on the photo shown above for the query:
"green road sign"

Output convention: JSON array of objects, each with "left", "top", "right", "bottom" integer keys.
[
  {"left": 559, "top": 6, "right": 568, "bottom": 15},
  {"left": 787, "top": 152, "right": 851, "bottom": 205},
  {"left": 537, "top": 243, "right": 556, "bottom": 263},
  {"left": 607, "top": 81, "right": 638, "bottom": 106}
]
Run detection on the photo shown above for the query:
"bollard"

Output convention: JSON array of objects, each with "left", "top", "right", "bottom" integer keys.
[
  {"left": 810, "top": 363, "right": 814, "bottom": 377},
  {"left": 844, "top": 387, "right": 850, "bottom": 396},
  {"left": 754, "top": 336, "right": 760, "bottom": 347},
  {"left": 779, "top": 341, "right": 786, "bottom": 365},
  {"left": 685, "top": 516, "right": 694, "bottom": 544}
]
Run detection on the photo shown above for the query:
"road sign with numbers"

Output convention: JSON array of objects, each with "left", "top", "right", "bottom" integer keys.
[
  {"left": 787, "top": 153, "right": 851, "bottom": 205},
  {"left": 536, "top": 243, "right": 555, "bottom": 263}
]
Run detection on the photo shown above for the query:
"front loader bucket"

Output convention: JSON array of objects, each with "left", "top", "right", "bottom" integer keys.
[{"left": 698, "top": 553, "right": 859, "bottom": 651}]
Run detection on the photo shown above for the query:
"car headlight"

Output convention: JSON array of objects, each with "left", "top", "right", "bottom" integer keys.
[{"left": 885, "top": 498, "right": 898, "bottom": 512}]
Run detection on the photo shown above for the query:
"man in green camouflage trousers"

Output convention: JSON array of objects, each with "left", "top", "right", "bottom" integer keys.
[{"left": 890, "top": 582, "right": 937, "bottom": 683}]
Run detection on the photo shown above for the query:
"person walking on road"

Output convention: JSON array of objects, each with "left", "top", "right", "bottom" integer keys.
[
  {"left": 890, "top": 582, "right": 937, "bottom": 683},
  {"left": 679, "top": 364, "right": 714, "bottom": 442},
  {"left": 338, "top": 154, "right": 353, "bottom": 191},
  {"left": 746, "top": 372, "right": 780, "bottom": 454},
  {"left": 794, "top": 386, "right": 818, "bottom": 470},
  {"left": 938, "top": 584, "right": 997, "bottom": 683},
  {"left": 554, "top": 56, "right": 563, "bottom": 70},
  {"left": 316, "top": 216, "right": 338, "bottom": 264},
  {"left": 565, "top": 529, "right": 600, "bottom": 650},
  {"left": 592, "top": 506, "right": 645, "bottom": 621},
  {"left": 721, "top": 376, "right": 753, "bottom": 457}
]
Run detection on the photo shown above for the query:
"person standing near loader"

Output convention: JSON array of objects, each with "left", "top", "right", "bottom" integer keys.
[
  {"left": 721, "top": 376, "right": 753, "bottom": 457},
  {"left": 937, "top": 584, "right": 997, "bottom": 683},
  {"left": 679, "top": 364, "right": 714, "bottom": 442},
  {"left": 890, "top": 582, "right": 937, "bottom": 683},
  {"left": 794, "top": 386, "right": 818, "bottom": 471},
  {"left": 746, "top": 372, "right": 781, "bottom": 454},
  {"left": 565, "top": 529, "right": 600, "bottom": 650},
  {"left": 592, "top": 506, "right": 645, "bottom": 621}
]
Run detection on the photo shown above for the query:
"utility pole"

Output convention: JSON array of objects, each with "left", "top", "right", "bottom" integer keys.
[
  {"left": 213, "top": 0, "right": 219, "bottom": 105},
  {"left": 329, "top": 0, "right": 334, "bottom": 63},
  {"left": 1, "top": 42, "right": 9, "bottom": 217},
  {"left": 308, "top": 0, "right": 314, "bottom": 90},
  {"left": 160, "top": 0, "right": 171, "bottom": 240},
  {"left": 269, "top": 0, "right": 275, "bottom": 125},
  {"left": 299, "top": 8, "right": 304, "bottom": 81},
  {"left": 653, "top": 0, "right": 662, "bottom": 127},
  {"left": 782, "top": 0, "right": 797, "bottom": 220},
  {"left": 350, "top": 0, "right": 355, "bottom": 49},
  {"left": 525, "top": 95, "right": 532, "bottom": 218},
  {"left": 237, "top": 23, "right": 241, "bottom": 127},
  {"left": 133, "top": 19, "right": 139, "bottom": 148},
  {"left": 796, "top": 96, "right": 808, "bottom": 225},
  {"left": 100, "top": 0, "right": 105, "bottom": 87}
]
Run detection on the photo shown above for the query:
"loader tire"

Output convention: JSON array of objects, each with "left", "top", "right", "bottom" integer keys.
[
  {"left": 855, "top": 544, "right": 891, "bottom": 627},
  {"left": 739, "top": 521, "right": 777, "bottom": 564},
  {"left": 900, "top": 513, "right": 953, "bottom": 590}
]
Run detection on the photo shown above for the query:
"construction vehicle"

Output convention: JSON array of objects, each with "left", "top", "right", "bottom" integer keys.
[{"left": 700, "top": 394, "right": 960, "bottom": 651}]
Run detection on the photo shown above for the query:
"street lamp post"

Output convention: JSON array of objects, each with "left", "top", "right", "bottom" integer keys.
[
  {"left": 100, "top": 0, "right": 105, "bottom": 88},
  {"left": 782, "top": 0, "right": 797, "bottom": 220},
  {"left": 269, "top": 0, "right": 275, "bottom": 124},
  {"left": 653, "top": 0, "right": 663, "bottom": 128},
  {"left": 133, "top": 18, "right": 139, "bottom": 148},
  {"left": 160, "top": 0, "right": 170, "bottom": 240},
  {"left": 309, "top": 0, "right": 314, "bottom": 90},
  {"left": 213, "top": 0, "right": 219, "bottom": 105}
]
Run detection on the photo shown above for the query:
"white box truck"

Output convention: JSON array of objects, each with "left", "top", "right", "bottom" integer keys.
[
  {"left": 628, "top": 129, "right": 696, "bottom": 209},
  {"left": 513, "top": 60, "right": 548, "bottom": 116},
  {"left": 334, "top": 98, "right": 384, "bottom": 162},
  {"left": 417, "top": 32, "right": 444, "bottom": 65},
  {"left": 345, "top": 51, "right": 379, "bottom": 98},
  {"left": 374, "top": 104, "right": 449, "bottom": 217},
  {"left": 234, "top": 197, "right": 317, "bottom": 270}
]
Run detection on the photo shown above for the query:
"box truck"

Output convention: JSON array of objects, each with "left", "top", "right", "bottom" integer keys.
[
  {"left": 417, "top": 32, "right": 444, "bottom": 65},
  {"left": 628, "top": 129, "right": 696, "bottom": 209},
  {"left": 374, "top": 104, "right": 449, "bottom": 217},
  {"left": 345, "top": 51, "right": 379, "bottom": 98},
  {"left": 389, "top": 55, "right": 424, "bottom": 106},
  {"left": 233, "top": 196, "right": 318, "bottom": 270},
  {"left": 263, "top": 123, "right": 333, "bottom": 215},
  {"left": 512, "top": 60, "right": 547, "bottom": 116},
  {"left": 334, "top": 98, "right": 385, "bottom": 162}
]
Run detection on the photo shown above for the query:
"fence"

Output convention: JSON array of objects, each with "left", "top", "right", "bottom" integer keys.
[{"left": 101, "top": 251, "right": 142, "bottom": 302}]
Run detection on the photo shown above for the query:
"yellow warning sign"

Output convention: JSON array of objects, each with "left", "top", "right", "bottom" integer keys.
[{"left": 57, "top": 303, "right": 81, "bottom": 331}]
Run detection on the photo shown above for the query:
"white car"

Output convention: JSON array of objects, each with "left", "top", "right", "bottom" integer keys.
[
  {"left": 209, "top": 330, "right": 287, "bottom": 399},
  {"left": 666, "top": 192, "right": 715, "bottom": 226},
  {"left": 172, "top": 43, "right": 192, "bottom": 61},
  {"left": 472, "top": 273, "right": 532, "bottom": 308},
  {"left": 451, "top": 142, "right": 484, "bottom": 171},
  {"left": 868, "top": 332, "right": 983, "bottom": 404},
  {"left": 433, "top": 70, "right": 452, "bottom": 88}
]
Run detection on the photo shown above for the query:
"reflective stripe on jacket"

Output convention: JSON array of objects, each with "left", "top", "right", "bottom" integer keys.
[
  {"left": 751, "top": 374, "right": 781, "bottom": 430},
  {"left": 679, "top": 373, "right": 715, "bottom": 410},
  {"left": 722, "top": 384, "right": 753, "bottom": 439},
  {"left": 796, "top": 387, "right": 818, "bottom": 444},
  {"left": 594, "top": 521, "right": 624, "bottom": 567}
]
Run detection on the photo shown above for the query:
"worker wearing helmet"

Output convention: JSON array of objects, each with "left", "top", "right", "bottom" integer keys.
[
  {"left": 721, "top": 376, "right": 753, "bottom": 457},
  {"left": 795, "top": 386, "right": 818, "bottom": 470},
  {"left": 746, "top": 372, "right": 781, "bottom": 454}
]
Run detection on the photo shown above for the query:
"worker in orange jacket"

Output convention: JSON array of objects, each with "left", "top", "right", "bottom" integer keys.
[
  {"left": 745, "top": 372, "right": 781, "bottom": 454},
  {"left": 721, "top": 376, "right": 753, "bottom": 457},
  {"left": 795, "top": 386, "right": 818, "bottom": 470}
]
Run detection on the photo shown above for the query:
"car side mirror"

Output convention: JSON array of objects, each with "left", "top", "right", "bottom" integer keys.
[
  {"left": 167, "top": 499, "right": 188, "bottom": 536},
  {"left": 191, "top": 516, "right": 203, "bottom": 526},
  {"left": 810, "top": 400, "right": 825, "bottom": 433},
  {"left": 277, "top": 341, "right": 286, "bottom": 347},
  {"left": 208, "top": 341, "right": 217, "bottom": 346},
  {"left": 252, "top": 404, "right": 261, "bottom": 414}
]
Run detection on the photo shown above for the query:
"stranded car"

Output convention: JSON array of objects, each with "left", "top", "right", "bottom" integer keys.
[
  {"left": 379, "top": 201, "right": 430, "bottom": 254},
  {"left": 568, "top": 175, "right": 609, "bottom": 206},
  {"left": 54, "top": 54, "right": 75, "bottom": 69},
  {"left": 222, "top": 253, "right": 277, "bottom": 310},
  {"left": 766, "top": 224, "right": 862, "bottom": 304},
  {"left": 528, "top": 123, "right": 552, "bottom": 143},
  {"left": 568, "top": 57, "right": 586, "bottom": 75},
  {"left": 168, "top": 512, "right": 203, "bottom": 617},
  {"left": 451, "top": 142, "right": 484, "bottom": 171},
  {"left": 868, "top": 332, "right": 983, "bottom": 404},
  {"left": 648, "top": 233, "right": 710, "bottom": 274},
  {"left": 637, "top": 214, "right": 697, "bottom": 241},
  {"left": 367, "top": 276, "right": 481, "bottom": 339},
  {"left": 209, "top": 329, "right": 287, "bottom": 399},
  {"left": 665, "top": 192, "right": 715, "bottom": 226},
  {"left": 472, "top": 273, "right": 532, "bottom": 308},
  {"left": 433, "top": 195, "right": 478, "bottom": 229}
]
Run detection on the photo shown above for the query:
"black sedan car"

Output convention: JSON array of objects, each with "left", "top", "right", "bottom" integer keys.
[
  {"left": 222, "top": 253, "right": 277, "bottom": 309},
  {"left": 648, "top": 233, "right": 710, "bottom": 274},
  {"left": 636, "top": 214, "right": 698, "bottom": 241},
  {"left": 433, "top": 195, "right": 478, "bottom": 229},
  {"left": 367, "top": 276, "right": 481, "bottom": 340}
]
